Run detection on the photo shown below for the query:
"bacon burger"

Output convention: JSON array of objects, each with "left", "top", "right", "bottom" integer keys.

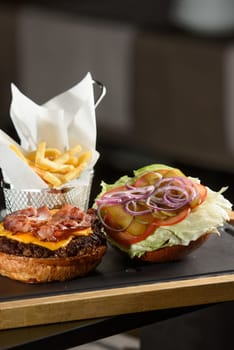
[
  {"left": 0, "top": 204, "right": 107, "bottom": 283},
  {"left": 95, "top": 164, "right": 232, "bottom": 262}
]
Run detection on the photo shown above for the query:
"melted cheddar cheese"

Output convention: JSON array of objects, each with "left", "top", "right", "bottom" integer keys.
[{"left": 0, "top": 223, "right": 92, "bottom": 251}]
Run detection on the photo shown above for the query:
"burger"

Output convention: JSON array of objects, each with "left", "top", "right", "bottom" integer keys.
[
  {"left": 95, "top": 164, "right": 232, "bottom": 262},
  {"left": 0, "top": 204, "right": 107, "bottom": 283}
]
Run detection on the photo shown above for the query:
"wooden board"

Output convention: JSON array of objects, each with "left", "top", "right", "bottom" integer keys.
[
  {"left": 1, "top": 227, "right": 234, "bottom": 330},
  {"left": 1, "top": 273, "right": 234, "bottom": 330}
]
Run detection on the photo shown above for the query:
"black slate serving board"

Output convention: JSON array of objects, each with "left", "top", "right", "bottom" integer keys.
[{"left": 0, "top": 226, "right": 234, "bottom": 302}]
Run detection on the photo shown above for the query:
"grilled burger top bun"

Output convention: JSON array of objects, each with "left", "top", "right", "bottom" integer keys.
[
  {"left": 95, "top": 164, "right": 232, "bottom": 262},
  {"left": 0, "top": 205, "right": 107, "bottom": 283}
]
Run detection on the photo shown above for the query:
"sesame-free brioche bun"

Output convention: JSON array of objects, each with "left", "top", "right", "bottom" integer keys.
[{"left": 0, "top": 245, "right": 107, "bottom": 283}]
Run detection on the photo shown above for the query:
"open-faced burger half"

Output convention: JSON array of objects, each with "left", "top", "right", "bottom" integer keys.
[
  {"left": 95, "top": 164, "right": 232, "bottom": 262},
  {"left": 0, "top": 204, "right": 107, "bottom": 283}
]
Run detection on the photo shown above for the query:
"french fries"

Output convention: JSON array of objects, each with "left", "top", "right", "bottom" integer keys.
[{"left": 10, "top": 141, "right": 92, "bottom": 188}]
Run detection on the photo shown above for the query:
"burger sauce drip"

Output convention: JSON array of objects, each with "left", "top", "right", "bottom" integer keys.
[{"left": 3, "top": 204, "right": 93, "bottom": 242}]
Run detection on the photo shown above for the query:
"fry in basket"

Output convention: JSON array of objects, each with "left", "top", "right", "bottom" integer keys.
[
  {"left": 60, "top": 151, "right": 91, "bottom": 183},
  {"left": 9, "top": 144, "right": 29, "bottom": 163},
  {"left": 28, "top": 148, "right": 62, "bottom": 161},
  {"left": 53, "top": 144, "right": 82, "bottom": 166}
]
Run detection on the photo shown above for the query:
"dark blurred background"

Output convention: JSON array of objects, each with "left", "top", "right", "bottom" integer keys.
[
  {"left": 1, "top": 0, "right": 234, "bottom": 204},
  {"left": 0, "top": 2, "right": 234, "bottom": 348}
]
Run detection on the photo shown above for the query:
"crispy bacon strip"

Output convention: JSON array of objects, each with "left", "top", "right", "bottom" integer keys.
[{"left": 3, "top": 205, "right": 93, "bottom": 242}]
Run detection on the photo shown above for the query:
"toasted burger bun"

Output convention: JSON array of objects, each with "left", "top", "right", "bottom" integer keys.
[
  {"left": 135, "top": 233, "right": 210, "bottom": 263},
  {"left": 0, "top": 245, "right": 106, "bottom": 283},
  {"left": 228, "top": 210, "right": 234, "bottom": 225},
  {"left": 0, "top": 206, "right": 107, "bottom": 283}
]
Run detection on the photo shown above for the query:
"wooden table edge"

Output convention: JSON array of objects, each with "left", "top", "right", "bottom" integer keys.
[{"left": 1, "top": 272, "right": 234, "bottom": 330}]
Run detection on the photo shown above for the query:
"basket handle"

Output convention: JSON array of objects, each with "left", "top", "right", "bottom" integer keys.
[{"left": 92, "top": 80, "right": 106, "bottom": 108}]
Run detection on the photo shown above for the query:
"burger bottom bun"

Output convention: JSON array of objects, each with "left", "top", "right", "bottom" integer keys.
[
  {"left": 0, "top": 245, "right": 107, "bottom": 283},
  {"left": 135, "top": 233, "right": 210, "bottom": 263}
]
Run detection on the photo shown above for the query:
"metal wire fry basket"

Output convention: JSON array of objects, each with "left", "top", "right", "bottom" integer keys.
[{"left": 1, "top": 171, "right": 94, "bottom": 214}]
